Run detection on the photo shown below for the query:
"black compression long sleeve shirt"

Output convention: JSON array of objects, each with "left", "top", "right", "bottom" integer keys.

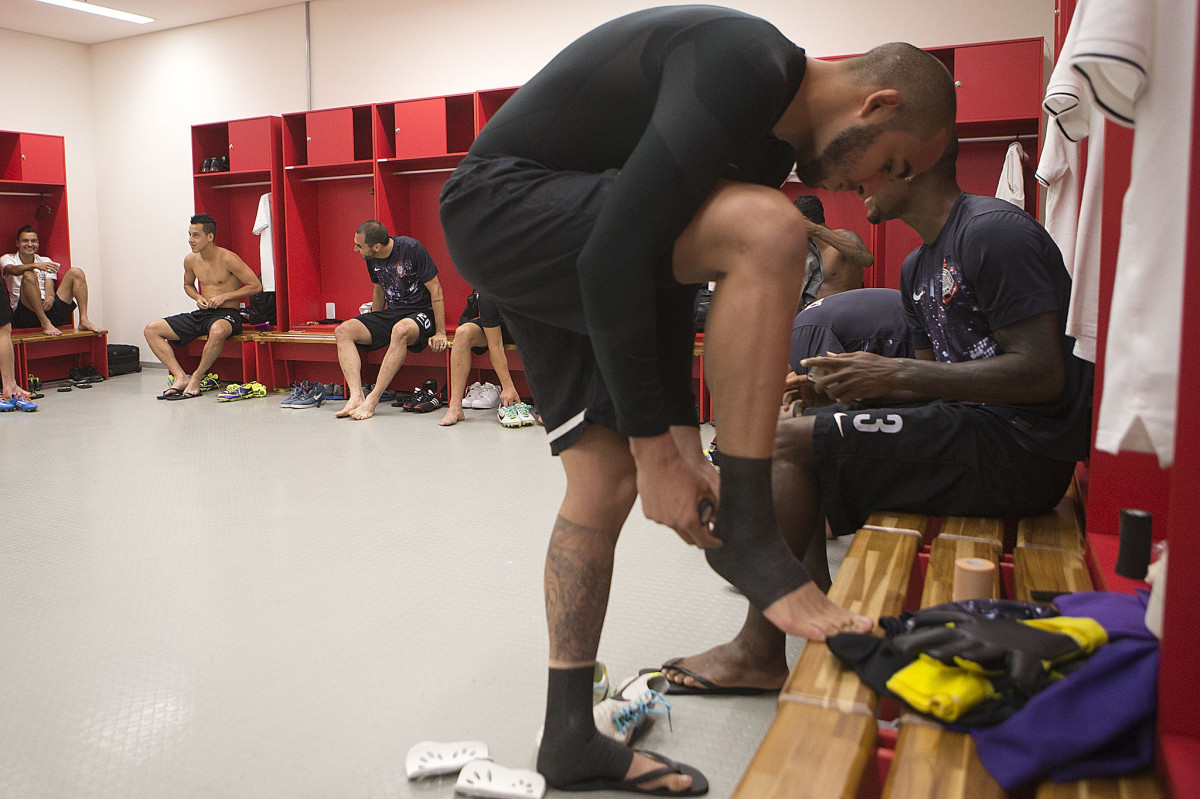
[{"left": 469, "top": 6, "right": 805, "bottom": 437}]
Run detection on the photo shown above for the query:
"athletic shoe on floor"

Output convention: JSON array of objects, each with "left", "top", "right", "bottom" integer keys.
[
  {"left": 217, "top": 383, "right": 251, "bottom": 402},
  {"left": 0, "top": 397, "right": 16, "bottom": 412},
  {"left": 462, "top": 382, "right": 484, "bottom": 409},
  {"left": 199, "top": 373, "right": 221, "bottom": 392},
  {"left": 400, "top": 386, "right": 424, "bottom": 411},
  {"left": 280, "top": 381, "right": 308, "bottom": 408},
  {"left": 498, "top": 404, "right": 522, "bottom": 428},
  {"left": 379, "top": 388, "right": 397, "bottom": 403},
  {"left": 593, "top": 672, "right": 671, "bottom": 745},
  {"left": 290, "top": 385, "right": 324, "bottom": 408},
  {"left": 593, "top": 662, "right": 610, "bottom": 706},
  {"left": 410, "top": 389, "right": 443, "bottom": 413},
  {"left": 28, "top": 374, "right": 41, "bottom": 392},
  {"left": 245, "top": 382, "right": 267, "bottom": 399},
  {"left": 474, "top": 382, "right": 501, "bottom": 410},
  {"left": 323, "top": 383, "right": 345, "bottom": 401},
  {"left": 515, "top": 402, "right": 536, "bottom": 427}
]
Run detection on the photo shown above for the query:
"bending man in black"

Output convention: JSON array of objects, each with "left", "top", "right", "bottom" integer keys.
[
  {"left": 663, "top": 138, "right": 1093, "bottom": 697},
  {"left": 439, "top": 6, "right": 954, "bottom": 794}
]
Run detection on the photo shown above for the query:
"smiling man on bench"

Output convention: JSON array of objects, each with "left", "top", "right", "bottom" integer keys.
[{"left": 661, "top": 138, "right": 1095, "bottom": 697}]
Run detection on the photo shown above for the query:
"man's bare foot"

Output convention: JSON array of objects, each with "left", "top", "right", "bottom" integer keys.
[
  {"left": 624, "top": 752, "right": 693, "bottom": 794},
  {"left": 40, "top": 324, "right": 62, "bottom": 336},
  {"left": 78, "top": 318, "right": 103, "bottom": 333},
  {"left": 335, "top": 397, "right": 363, "bottom": 418},
  {"left": 762, "top": 583, "right": 874, "bottom": 640},
  {"left": 661, "top": 641, "right": 789, "bottom": 693},
  {"left": 350, "top": 397, "right": 379, "bottom": 420},
  {"left": 438, "top": 406, "right": 465, "bottom": 426}
]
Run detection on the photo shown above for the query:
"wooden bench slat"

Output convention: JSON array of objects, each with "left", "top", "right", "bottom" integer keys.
[
  {"left": 731, "top": 703, "right": 877, "bottom": 799},
  {"left": 1012, "top": 547, "right": 1093, "bottom": 601},
  {"left": 782, "top": 519, "right": 926, "bottom": 709},
  {"left": 884, "top": 719, "right": 1006, "bottom": 799},
  {"left": 884, "top": 518, "right": 1006, "bottom": 799},
  {"left": 1017, "top": 483, "right": 1085, "bottom": 552}
]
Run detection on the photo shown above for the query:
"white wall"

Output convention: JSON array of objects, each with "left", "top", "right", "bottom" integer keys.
[
  {"left": 1, "top": 0, "right": 1055, "bottom": 353},
  {"left": 0, "top": 28, "right": 101, "bottom": 322}
]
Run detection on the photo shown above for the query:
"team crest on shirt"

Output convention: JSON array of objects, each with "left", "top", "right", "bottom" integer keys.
[{"left": 940, "top": 259, "right": 959, "bottom": 306}]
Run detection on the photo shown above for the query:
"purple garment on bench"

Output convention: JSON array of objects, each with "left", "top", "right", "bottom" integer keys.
[{"left": 972, "top": 591, "right": 1158, "bottom": 789}]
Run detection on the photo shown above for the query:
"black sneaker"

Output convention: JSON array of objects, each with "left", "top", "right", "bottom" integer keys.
[
  {"left": 410, "top": 390, "right": 443, "bottom": 413},
  {"left": 399, "top": 386, "right": 424, "bottom": 411}
]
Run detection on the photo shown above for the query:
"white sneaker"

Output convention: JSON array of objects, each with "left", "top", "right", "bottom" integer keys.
[
  {"left": 475, "top": 382, "right": 501, "bottom": 409},
  {"left": 463, "top": 382, "right": 484, "bottom": 409},
  {"left": 514, "top": 402, "right": 536, "bottom": 427},
  {"left": 593, "top": 671, "right": 671, "bottom": 744},
  {"left": 498, "top": 404, "right": 522, "bottom": 428}
]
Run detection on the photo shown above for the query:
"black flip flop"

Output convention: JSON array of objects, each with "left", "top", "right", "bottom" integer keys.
[
  {"left": 157, "top": 386, "right": 184, "bottom": 400},
  {"left": 57, "top": 385, "right": 72, "bottom": 393},
  {"left": 651, "top": 658, "right": 774, "bottom": 696},
  {"left": 29, "top": 392, "right": 44, "bottom": 400},
  {"left": 74, "top": 382, "right": 92, "bottom": 389},
  {"left": 165, "top": 390, "right": 202, "bottom": 401},
  {"left": 557, "top": 749, "right": 708, "bottom": 796}
]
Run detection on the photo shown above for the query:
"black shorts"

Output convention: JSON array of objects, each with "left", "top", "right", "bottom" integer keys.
[
  {"left": 12, "top": 295, "right": 76, "bottom": 329},
  {"left": 164, "top": 308, "right": 243, "bottom": 347},
  {"left": 0, "top": 299, "right": 10, "bottom": 328},
  {"left": 441, "top": 155, "right": 695, "bottom": 454},
  {"left": 807, "top": 400, "right": 1076, "bottom": 537},
  {"left": 354, "top": 308, "right": 434, "bottom": 353}
]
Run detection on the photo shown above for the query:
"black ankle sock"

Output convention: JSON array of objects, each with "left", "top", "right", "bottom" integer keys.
[
  {"left": 705, "top": 453, "right": 810, "bottom": 610},
  {"left": 537, "top": 665, "right": 633, "bottom": 787}
]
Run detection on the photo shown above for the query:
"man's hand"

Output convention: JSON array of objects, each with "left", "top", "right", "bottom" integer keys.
[
  {"left": 630, "top": 432, "right": 721, "bottom": 549},
  {"left": 38, "top": 261, "right": 60, "bottom": 275},
  {"left": 42, "top": 295, "right": 54, "bottom": 312},
  {"left": 500, "top": 385, "right": 521, "bottom": 406},
  {"left": 782, "top": 370, "right": 830, "bottom": 414},
  {"left": 428, "top": 332, "right": 448, "bottom": 352},
  {"left": 195, "top": 295, "right": 212, "bottom": 309},
  {"left": 801, "top": 350, "right": 901, "bottom": 405}
]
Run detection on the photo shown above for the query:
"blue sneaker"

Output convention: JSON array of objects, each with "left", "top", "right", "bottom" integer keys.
[
  {"left": 280, "top": 381, "right": 310, "bottom": 409},
  {"left": 13, "top": 397, "right": 38, "bottom": 412},
  {"left": 291, "top": 383, "right": 325, "bottom": 409},
  {"left": 0, "top": 397, "right": 15, "bottom": 412}
]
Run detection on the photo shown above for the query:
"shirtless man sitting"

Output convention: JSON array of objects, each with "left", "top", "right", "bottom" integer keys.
[
  {"left": 2, "top": 225, "right": 102, "bottom": 335},
  {"left": 143, "top": 213, "right": 262, "bottom": 400}
]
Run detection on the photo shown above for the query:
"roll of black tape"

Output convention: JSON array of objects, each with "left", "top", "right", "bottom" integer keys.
[{"left": 1115, "top": 508, "right": 1153, "bottom": 580}]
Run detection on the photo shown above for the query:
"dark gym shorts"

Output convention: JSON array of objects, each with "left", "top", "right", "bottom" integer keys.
[
  {"left": 0, "top": 298, "right": 11, "bottom": 328},
  {"left": 806, "top": 400, "right": 1076, "bottom": 538},
  {"left": 353, "top": 307, "right": 434, "bottom": 353},
  {"left": 440, "top": 154, "right": 697, "bottom": 454},
  {"left": 164, "top": 307, "right": 243, "bottom": 347},
  {"left": 12, "top": 295, "right": 76, "bottom": 329}
]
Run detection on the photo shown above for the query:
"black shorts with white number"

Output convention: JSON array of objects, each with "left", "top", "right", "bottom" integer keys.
[{"left": 808, "top": 400, "right": 1076, "bottom": 537}]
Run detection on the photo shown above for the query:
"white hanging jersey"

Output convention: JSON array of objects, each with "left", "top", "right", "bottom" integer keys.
[{"left": 253, "top": 192, "right": 275, "bottom": 292}]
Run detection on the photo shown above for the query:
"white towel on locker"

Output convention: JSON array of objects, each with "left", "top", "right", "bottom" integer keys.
[
  {"left": 996, "top": 141, "right": 1026, "bottom": 207},
  {"left": 1095, "top": 0, "right": 1195, "bottom": 468},
  {"left": 253, "top": 192, "right": 275, "bottom": 293},
  {"left": 1070, "top": 0, "right": 1151, "bottom": 126}
]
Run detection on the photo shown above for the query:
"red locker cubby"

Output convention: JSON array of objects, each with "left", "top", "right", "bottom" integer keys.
[
  {"left": 192, "top": 116, "right": 288, "bottom": 331},
  {"left": 284, "top": 106, "right": 373, "bottom": 167},
  {"left": 474, "top": 87, "right": 519, "bottom": 135},
  {"left": 375, "top": 94, "right": 475, "bottom": 161},
  {"left": 0, "top": 130, "right": 71, "bottom": 278}
]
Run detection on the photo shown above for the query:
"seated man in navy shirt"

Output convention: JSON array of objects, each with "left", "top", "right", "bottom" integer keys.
[{"left": 662, "top": 138, "right": 1094, "bottom": 698}]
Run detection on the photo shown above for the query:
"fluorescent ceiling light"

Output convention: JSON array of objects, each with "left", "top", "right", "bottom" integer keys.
[{"left": 32, "top": 0, "right": 154, "bottom": 24}]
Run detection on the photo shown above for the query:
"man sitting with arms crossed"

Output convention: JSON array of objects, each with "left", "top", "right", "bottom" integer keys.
[
  {"left": 143, "top": 213, "right": 262, "bottom": 400},
  {"left": 2, "top": 225, "right": 102, "bottom": 336},
  {"left": 660, "top": 138, "right": 1093, "bottom": 697},
  {"left": 334, "top": 220, "right": 447, "bottom": 420}
]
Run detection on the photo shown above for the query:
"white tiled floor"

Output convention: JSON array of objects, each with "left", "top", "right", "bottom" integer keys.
[{"left": 2, "top": 368, "right": 846, "bottom": 798}]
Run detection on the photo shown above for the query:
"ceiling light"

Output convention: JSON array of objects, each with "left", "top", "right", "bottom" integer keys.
[{"left": 32, "top": 0, "right": 154, "bottom": 24}]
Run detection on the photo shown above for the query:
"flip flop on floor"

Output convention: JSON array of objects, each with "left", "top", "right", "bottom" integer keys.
[
  {"left": 158, "top": 386, "right": 184, "bottom": 400},
  {"left": 165, "top": 390, "right": 202, "bottom": 401},
  {"left": 652, "top": 657, "right": 773, "bottom": 696},
  {"left": 555, "top": 749, "right": 708, "bottom": 796}
]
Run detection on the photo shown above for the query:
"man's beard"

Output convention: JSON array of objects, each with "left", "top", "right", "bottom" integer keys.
[{"left": 794, "top": 123, "right": 886, "bottom": 188}]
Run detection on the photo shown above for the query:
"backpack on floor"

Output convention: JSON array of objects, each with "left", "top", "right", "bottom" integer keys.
[{"left": 107, "top": 343, "right": 141, "bottom": 375}]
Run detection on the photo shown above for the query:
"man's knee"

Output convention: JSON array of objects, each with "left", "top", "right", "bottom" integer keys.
[
  {"left": 390, "top": 319, "right": 418, "bottom": 345},
  {"left": 456, "top": 322, "right": 484, "bottom": 349},
  {"left": 144, "top": 320, "right": 167, "bottom": 340},
  {"left": 774, "top": 413, "right": 819, "bottom": 465},
  {"left": 208, "top": 320, "right": 233, "bottom": 342},
  {"left": 676, "top": 185, "right": 807, "bottom": 282}
]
